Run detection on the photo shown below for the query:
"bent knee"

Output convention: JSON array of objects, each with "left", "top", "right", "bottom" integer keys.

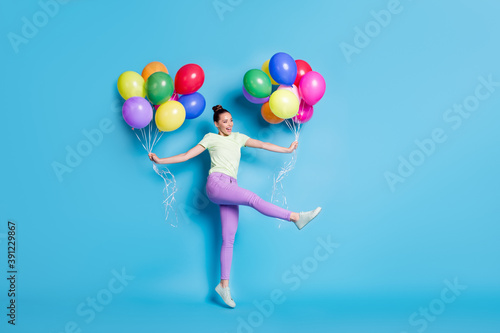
[{"left": 222, "top": 239, "right": 235, "bottom": 247}]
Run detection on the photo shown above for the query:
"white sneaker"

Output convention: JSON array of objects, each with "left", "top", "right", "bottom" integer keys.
[
  {"left": 295, "top": 207, "right": 322, "bottom": 230},
  {"left": 215, "top": 283, "right": 236, "bottom": 308}
]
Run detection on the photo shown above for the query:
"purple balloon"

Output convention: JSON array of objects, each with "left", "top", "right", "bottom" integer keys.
[
  {"left": 292, "top": 100, "right": 314, "bottom": 124},
  {"left": 178, "top": 92, "right": 206, "bottom": 119},
  {"left": 242, "top": 85, "right": 269, "bottom": 104},
  {"left": 122, "top": 97, "right": 153, "bottom": 129}
]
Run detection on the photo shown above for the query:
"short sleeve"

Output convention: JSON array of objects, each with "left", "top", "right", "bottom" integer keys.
[
  {"left": 237, "top": 133, "right": 250, "bottom": 147},
  {"left": 198, "top": 134, "right": 211, "bottom": 149}
]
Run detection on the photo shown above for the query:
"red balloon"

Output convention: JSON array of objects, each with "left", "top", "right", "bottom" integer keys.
[
  {"left": 174, "top": 64, "right": 205, "bottom": 95},
  {"left": 294, "top": 60, "right": 312, "bottom": 87}
]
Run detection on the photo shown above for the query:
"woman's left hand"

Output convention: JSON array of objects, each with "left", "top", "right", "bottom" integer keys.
[{"left": 288, "top": 141, "right": 298, "bottom": 153}]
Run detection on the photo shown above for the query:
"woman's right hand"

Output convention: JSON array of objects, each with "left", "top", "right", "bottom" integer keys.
[{"left": 148, "top": 153, "right": 160, "bottom": 164}]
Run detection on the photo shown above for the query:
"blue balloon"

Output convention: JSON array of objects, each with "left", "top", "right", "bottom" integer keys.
[
  {"left": 178, "top": 92, "right": 206, "bottom": 120},
  {"left": 269, "top": 52, "right": 297, "bottom": 86}
]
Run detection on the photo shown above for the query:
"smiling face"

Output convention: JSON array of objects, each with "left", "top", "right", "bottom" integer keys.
[{"left": 215, "top": 112, "right": 233, "bottom": 136}]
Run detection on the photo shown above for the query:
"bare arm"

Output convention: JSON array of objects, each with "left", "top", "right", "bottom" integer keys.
[
  {"left": 148, "top": 144, "right": 206, "bottom": 164},
  {"left": 245, "top": 138, "right": 298, "bottom": 153}
]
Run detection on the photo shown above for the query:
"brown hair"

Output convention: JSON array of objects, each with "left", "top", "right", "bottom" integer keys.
[{"left": 212, "top": 105, "right": 230, "bottom": 122}]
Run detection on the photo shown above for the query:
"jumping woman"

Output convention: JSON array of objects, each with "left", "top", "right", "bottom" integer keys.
[{"left": 148, "top": 105, "right": 322, "bottom": 308}]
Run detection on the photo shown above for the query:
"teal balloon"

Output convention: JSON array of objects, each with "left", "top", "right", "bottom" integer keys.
[
  {"left": 243, "top": 69, "right": 272, "bottom": 98},
  {"left": 146, "top": 72, "right": 174, "bottom": 105}
]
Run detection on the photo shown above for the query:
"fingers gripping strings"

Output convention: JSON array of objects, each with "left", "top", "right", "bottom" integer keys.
[{"left": 133, "top": 122, "right": 179, "bottom": 227}]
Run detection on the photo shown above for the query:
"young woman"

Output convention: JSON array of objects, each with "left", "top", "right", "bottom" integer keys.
[{"left": 148, "top": 105, "right": 322, "bottom": 308}]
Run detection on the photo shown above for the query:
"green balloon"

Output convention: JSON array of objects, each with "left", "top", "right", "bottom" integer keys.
[
  {"left": 146, "top": 72, "right": 174, "bottom": 105},
  {"left": 243, "top": 69, "right": 272, "bottom": 98}
]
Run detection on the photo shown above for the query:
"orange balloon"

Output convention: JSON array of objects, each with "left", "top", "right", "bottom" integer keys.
[
  {"left": 142, "top": 61, "right": 168, "bottom": 81},
  {"left": 261, "top": 102, "right": 284, "bottom": 124}
]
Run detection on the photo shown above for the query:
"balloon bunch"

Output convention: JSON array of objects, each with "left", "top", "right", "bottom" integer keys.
[
  {"left": 117, "top": 61, "right": 206, "bottom": 226},
  {"left": 242, "top": 52, "right": 326, "bottom": 140},
  {"left": 242, "top": 52, "right": 326, "bottom": 221},
  {"left": 118, "top": 61, "right": 206, "bottom": 137}
]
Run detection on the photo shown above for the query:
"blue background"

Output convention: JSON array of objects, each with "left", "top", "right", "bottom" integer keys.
[{"left": 1, "top": 0, "right": 499, "bottom": 332}]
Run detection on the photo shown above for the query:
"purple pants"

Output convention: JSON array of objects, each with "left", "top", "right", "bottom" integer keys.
[{"left": 206, "top": 172, "right": 292, "bottom": 280}]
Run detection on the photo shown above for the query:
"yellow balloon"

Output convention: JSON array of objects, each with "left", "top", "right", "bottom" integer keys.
[
  {"left": 261, "top": 59, "right": 279, "bottom": 85},
  {"left": 155, "top": 101, "right": 186, "bottom": 132},
  {"left": 117, "top": 71, "right": 146, "bottom": 100},
  {"left": 269, "top": 90, "right": 299, "bottom": 119}
]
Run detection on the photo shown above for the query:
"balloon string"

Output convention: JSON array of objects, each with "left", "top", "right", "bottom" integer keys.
[
  {"left": 148, "top": 121, "right": 153, "bottom": 152},
  {"left": 133, "top": 121, "right": 178, "bottom": 227},
  {"left": 271, "top": 119, "right": 303, "bottom": 229},
  {"left": 151, "top": 128, "right": 164, "bottom": 150},
  {"left": 285, "top": 119, "right": 301, "bottom": 142},
  {"left": 152, "top": 163, "right": 179, "bottom": 227},
  {"left": 133, "top": 128, "right": 149, "bottom": 152},
  {"left": 272, "top": 149, "right": 298, "bottom": 193},
  {"left": 271, "top": 149, "right": 298, "bottom": 228},
  {"left": 142, "top": 127, "right": 149, "bottom": 151},
  {"left": 144, "top": 123, "right": 150, "bottom": 152}
]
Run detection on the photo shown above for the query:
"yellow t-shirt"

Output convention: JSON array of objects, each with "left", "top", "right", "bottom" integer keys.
[{"left": 198, "top": 132, "right": 250, "bottom": 179}]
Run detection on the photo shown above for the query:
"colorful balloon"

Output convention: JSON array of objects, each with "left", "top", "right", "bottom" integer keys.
[
  {"left": 261, "top": 101, "right": 284, "bottom": 124},
  {"left": 243, "top": 69, "right": 272, "bottom": 98},
  {"left": 155, "top": 101, "right": 186, "bottom": 132},
  {"left": 122, "top": 97, "right": 153, "bottom": 129},
  {"left": 261, "top": 59, "right": 279, "bottom": 85},
  {"left": 117, "top": 71, "right": 146, "bottom": 100},
  {"left": 277, "top": 84, "right": 300, "bottom": 100},
  {"left": 269, "top": 52, "right": 297, "bottom": 86},
  {"left": 142, "top": 61, "right": 168, "bottom": 81},
  {"left": 146, "top": 72, "right": 174, "bottom": 105},
  {"left": 175, "top": 64, "right": 205, "bottom": 95},
  {"left": 178, "top": 92, "right": 206, "bottom": 120},
  {"left": 169, "top": 91, "right": 180, "bottom": 101},
  {"left": 269, "top": 89, "right": 299, "bottom": 119},
  {"left": 299, "top": 71, "right": 326, "bottom": 105},
  {"left": 292, "top": 100, "right": 314, "bottom": 124},
  {"left": 242, "top": 85, "right": 269, "bottom": 104},
  {"left": 294, "top": 60, "right": 312, "bottom": 87}
]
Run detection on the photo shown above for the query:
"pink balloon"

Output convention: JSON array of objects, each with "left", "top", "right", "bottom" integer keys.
[
  {"left": 169, "top": 91, "right": 180, "bottom": 101},
  {"left": 299, "top": 71, "right": 325, "bottom": 105},
  {"left": 277, "top": 84, "right": 300, "bottom": 100},
  {"left": 292, "top": 100, "right": 314, "bottom": 124},
  {"left": 155, "top": 91, "right": 179, "bottom": 110}
]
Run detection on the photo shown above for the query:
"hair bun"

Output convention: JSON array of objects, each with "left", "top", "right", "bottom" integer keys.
[{"left": 212, "top": 105, "right": 223, "bottom": 112}]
